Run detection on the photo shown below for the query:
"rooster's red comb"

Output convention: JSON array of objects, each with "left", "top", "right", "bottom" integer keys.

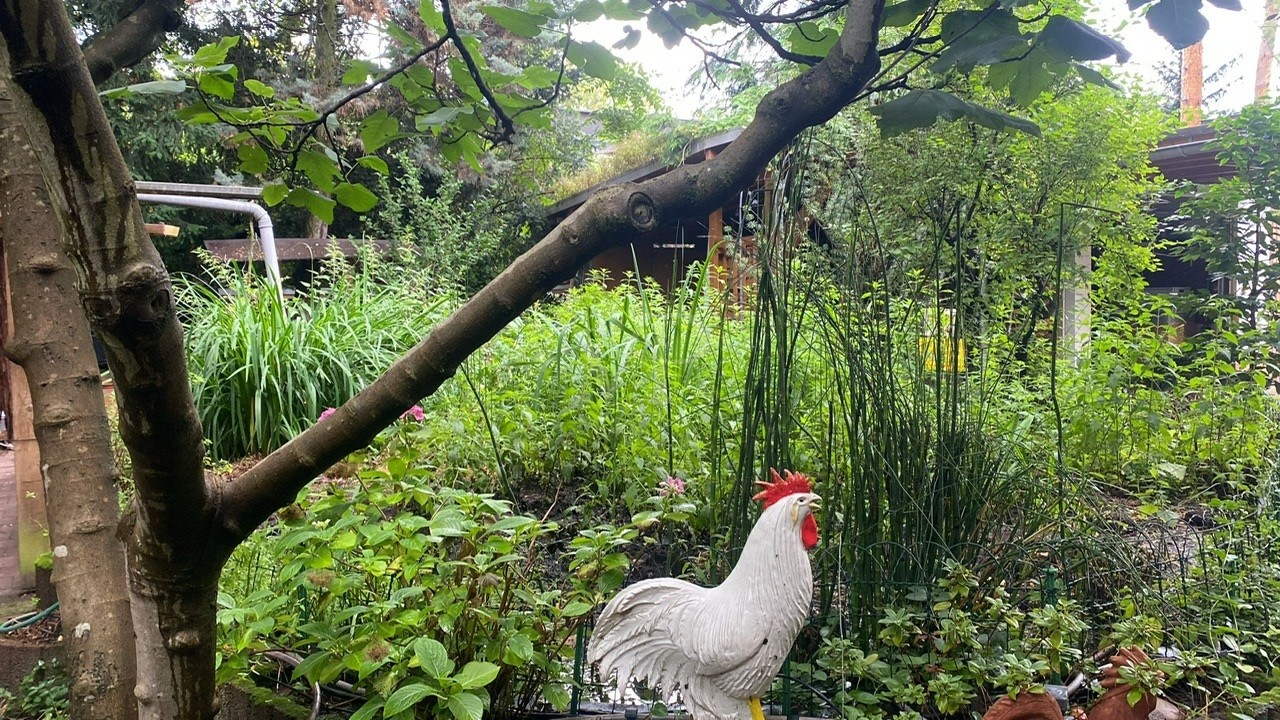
[{"left": 752, "top": 469, "right": 814, "bottom": 508}]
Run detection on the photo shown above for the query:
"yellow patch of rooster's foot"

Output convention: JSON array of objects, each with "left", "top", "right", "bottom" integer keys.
[{"left": 749, "top": 697, "right": 766, "bottom": 720}]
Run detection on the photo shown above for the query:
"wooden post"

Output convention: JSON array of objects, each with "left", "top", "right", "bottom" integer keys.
[
  {"left": 708, "top": 207, "right": 726, "bottom": 288},
  {"left": 1258, "top": 0, "right": 1279, "bottom": 100},
  {"left": 1181, "top": 42, "right": 1204, "bottom": 126},
  {"left": 702, "top": 148, "right": 735, "bottom": 299}
]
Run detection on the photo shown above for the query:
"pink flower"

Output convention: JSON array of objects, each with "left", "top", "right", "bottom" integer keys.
[
  {"left": 659, "top": 476, "right": 686, "bottom": 496},
  {"left": 401, "top": 405, "right": 425, "bottom": 422},
  {"left": 319, "top": 407, "right": 337, "bottom": 421}
]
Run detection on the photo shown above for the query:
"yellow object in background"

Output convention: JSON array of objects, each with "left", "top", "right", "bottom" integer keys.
[{"left": 920, "top": 336, "right": 966, "bottom": 373}]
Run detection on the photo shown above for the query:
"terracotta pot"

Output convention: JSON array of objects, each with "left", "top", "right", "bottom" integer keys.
[
  {"left": 982, "top": 691, "right": 1063, "bottom": 720},
  {"left": 1088, "top": 647, "right": 1159, "bottom": 720}
]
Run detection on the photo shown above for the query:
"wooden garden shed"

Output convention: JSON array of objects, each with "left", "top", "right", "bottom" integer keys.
[{"left": 545, "top": 128, "right": 765, "bottom": 304}]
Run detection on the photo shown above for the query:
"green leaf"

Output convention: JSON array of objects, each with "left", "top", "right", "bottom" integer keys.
[
  {"left": 343, "top": 59, "right": 380, "bottom": 85},
  {"left": 244, "top": 79, "right": 275, "bottom": 97},
  {"left": 542, "top": 683, "right": 571, "bottom": 711},
  {"left": 262, "top": 183, "right": 288, "bottom": 206},
  {"left": 1126, "top": 687, "right": 1144, "bottom": 707},
  {"left": 447, "top": 692, "right": 484, "bottom": 720},
  {"left": 293, "top": 650, "right": 332, "bottom": 683},
  {"left": 869, "top": 89, "right": 1040, "bottom": 138},
  {"left": 504, "top": 634, "right": 535, "bottom": 665},
  {"left": 562, "top": 601, "right": 593, "bottom": 617},
  {"left": 285, "top": 188, "right": 336, "bottom": 223},
  {"left": 414, "top": 637, "right": 454, "bottom": 678},
  {"left": 613, "top": 26, "right": 641, "bottom": 50},
  {"left": 933, "top": 35, "right": 1026, "bottom": 73},
  {"left": 645, "top": 11, "right": 685, "bottom": 48},
  {"left": 882, "top": 0, "right": 931, "bottom": 27},
  {"left": 1008, "top": 59, "right": 1055, "bottom": 105},
  {"left": 932, "top": 10, "right": 1026, "bottom": 73},
  {"left": 940, "top": 9, "right": 1019, "bottom": 44},
  {"left": 349, "top": 700, "right": 384, "bottom": 720},
  {"left": 1073, "top": 63, "right": 1120, "bottom": 89},
  {"left": 198, "top": 73, "right": 236, "bottom": 100},
  {"left": 237, "top": 144, "right": 269, "bottom": 174},
  {"left": 419, "top": 0, "right": 446, "bottom": 33},
  {"left": 1144, "top": 0, "right": 1209, "bottom": 49},
  {"left": 192, "top": 36, "right": 240, "bottom": 68},
  {"left": 99, "top": 79, "right": 187, "bottom": 99},
  {"left": 416, "top": 105, "right": 465, "bottom": 128},
  {"left": 357, "top": 156, "right": 390, "bottom": 174},
  {"left": 985, "top": 61, "right": 1018, "bottom": 91},
  {"left": 571, "top": 0, "right": 605, "bottom": 21},
  {"left": 566, "top": 40, "right": 619, "bottom": 80},
  {"left": 600, "top": 0, "right": 646, "bottom": 20},
  {"left": 786, "top": 22, "right": 838, "bottom": 57},
  {"left": 1038, "top": 16, "right": 1131, "bottom": 62},
  {"left": 360, "top": 112, "right": 401, "bottom": 154},
  {"left": 489, "top": 516, "right": 535, "bottom": 533},
  {"left": 384, "top": 683, "right": 440, "bottom": 716},
  {"left": 386, "top": 20, "right": 425, "bottom": 49},
  {"left": 335, "top": 182, "right": 378, "bottom": 213},
  {"left": 297, "top": 149, "right": 340, "bottom": 192},
  {"left": 479, "top": 6, "right": 547, "bottom": 37},
  {"left": 454, "top": 661, "right": 500, "bottom": 690},
  {"left": 175, "top": 99, "right": 219, "bottom": 124}
]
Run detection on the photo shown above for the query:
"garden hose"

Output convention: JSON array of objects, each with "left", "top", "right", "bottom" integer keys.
[{"left": 0, "top": 601, "right": 59, "bottom": 633}]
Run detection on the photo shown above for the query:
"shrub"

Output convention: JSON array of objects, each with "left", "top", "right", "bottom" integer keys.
[{"left": 217, "top": 448, "right": 661, "bottom": 719}]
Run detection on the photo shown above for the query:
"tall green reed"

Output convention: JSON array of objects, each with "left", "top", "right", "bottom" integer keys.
[{"left": 716, "top": 135, "right": 1056, "bottom": 642}]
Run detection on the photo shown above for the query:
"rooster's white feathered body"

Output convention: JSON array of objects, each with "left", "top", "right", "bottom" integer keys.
[{"left": 588, "top": 478, "right": 819, "bottom": 720}]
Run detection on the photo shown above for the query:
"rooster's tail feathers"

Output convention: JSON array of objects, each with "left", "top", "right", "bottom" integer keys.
[{"left": 587, "top": 578, "right": 705, "bottom": 698}]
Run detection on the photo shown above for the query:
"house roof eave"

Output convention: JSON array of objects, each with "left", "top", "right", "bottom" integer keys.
[{"left": 545, "top": 127, "right": 745, "bottom": 219}]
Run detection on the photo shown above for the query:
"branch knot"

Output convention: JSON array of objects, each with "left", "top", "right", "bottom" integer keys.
[{"left": 627, "top": 191, "right": 658, "bottom": 232}]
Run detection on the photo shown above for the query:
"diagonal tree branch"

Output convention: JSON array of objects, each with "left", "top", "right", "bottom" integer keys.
[
  {"left": 81, "top": 0, "right": 185, "bottom": 85},
  {"left": 218, "top": 0, "right": 889, "bottom": 546}
]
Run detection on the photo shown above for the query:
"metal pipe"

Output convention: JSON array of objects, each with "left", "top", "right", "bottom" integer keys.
[{"left": 136, "top": 193, "right": 283, "bottom": 295}]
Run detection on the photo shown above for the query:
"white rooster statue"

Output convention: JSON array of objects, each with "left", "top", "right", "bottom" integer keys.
[{"left": 588, "top": 469, "right": 820, "bottom": 720}]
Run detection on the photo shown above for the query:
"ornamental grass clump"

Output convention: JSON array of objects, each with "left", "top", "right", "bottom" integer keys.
[{"left": 179, "top": 254, "right": 454, "bottom": 460}]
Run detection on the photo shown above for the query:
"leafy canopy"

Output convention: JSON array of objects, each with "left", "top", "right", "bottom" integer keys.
[{"left": 101, "top": 0, "right": 1226, "bottom": 220}]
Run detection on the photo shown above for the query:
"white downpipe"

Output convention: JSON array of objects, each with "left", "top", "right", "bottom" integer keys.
[{"left": 136, "top": 193, "right": 283, "bottom": 296}]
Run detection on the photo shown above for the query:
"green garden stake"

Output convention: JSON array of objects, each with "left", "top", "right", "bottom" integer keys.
[
  {"left": 1044, "top": 567, "right": 1060, "bottom": 683},
  {"left": 571, "top": 624, "right": 586, "bottom": 715},
  {"left": 781, "top": 656, "right": 792, "bottom": 718}
]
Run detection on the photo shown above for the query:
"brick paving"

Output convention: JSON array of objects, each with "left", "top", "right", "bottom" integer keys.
[{"left": 0, "top": 449, "right": 20, "bottom": 598}]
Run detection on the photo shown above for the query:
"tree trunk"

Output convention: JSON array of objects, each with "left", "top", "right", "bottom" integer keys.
[
  {"left": 0, "top": 63, "right": 137, "bottom": 720},
  {"left": 0, "top": 2, "right": 218, "bottom": 718}
]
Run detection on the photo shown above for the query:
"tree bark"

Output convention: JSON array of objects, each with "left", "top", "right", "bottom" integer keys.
[
  {"left": 80, "top": 0, "right": 184, "bottom": 85},
  {"left": 0, "top": 60, "right": 137, "bottom": 720},
  {"left": 0, "top": 1, "right": 218, "bottom": 718}
]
